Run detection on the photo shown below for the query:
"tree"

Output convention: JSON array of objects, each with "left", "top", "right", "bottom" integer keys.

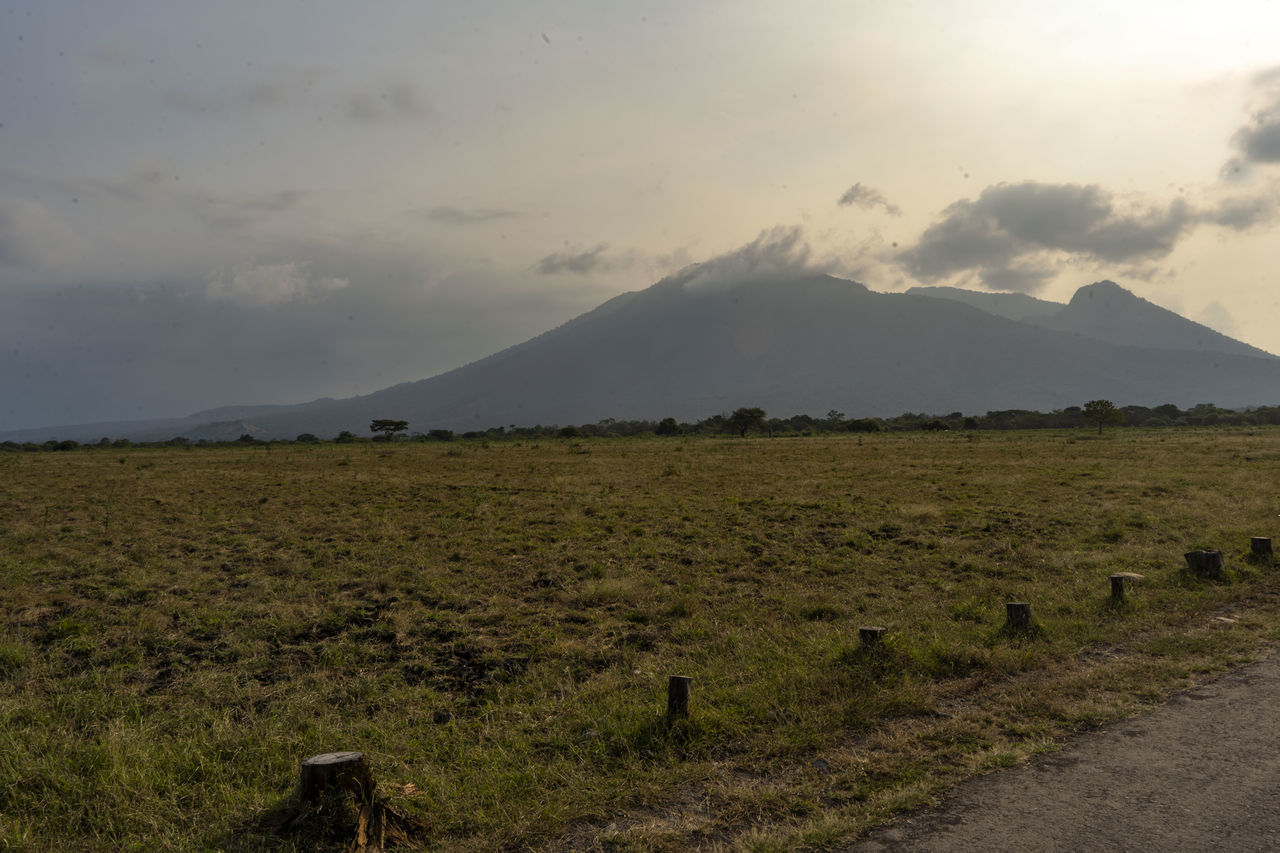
[
  {"left": 655, "top": 417, "right": 681, "bottom": 436},
  {"left": 1083, "top": 399, "right": 1123, "bottom": 435},
  {"left": 727, "top": 407, "right": 767, "bottom": 437},
  {"left": 370, "top": 419, "right": 409, "bottom": 439}
]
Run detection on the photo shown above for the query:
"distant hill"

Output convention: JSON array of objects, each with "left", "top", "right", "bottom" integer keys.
[
  {"left": 909, "top": 280, "right": 1272, "bottom": 360},
  {"left": 1038, "top": 280, "right": 1274, "bottom": 359},
  {"left": 906, "top": 286, "right": 1063, "bottom": 322},
  {"left": 5, "top": 275, "right": 1279, "bottom": 442}
]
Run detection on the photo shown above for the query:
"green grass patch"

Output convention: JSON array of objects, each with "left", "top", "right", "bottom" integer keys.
[{"left": 2, "top": 429, "right": 1280, "bottom": 849}]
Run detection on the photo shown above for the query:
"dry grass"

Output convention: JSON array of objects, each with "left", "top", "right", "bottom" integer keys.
[{"left": 2, "top": 429, "right": 1280, "bottom": 850}]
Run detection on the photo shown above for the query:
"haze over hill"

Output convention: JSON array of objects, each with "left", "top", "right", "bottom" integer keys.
[
  {"left": 5, "top": 273, "right": 1280, "bottom": 443},
  {"left": 905, "top": 286, "right": 1064, "bottom": 323}
]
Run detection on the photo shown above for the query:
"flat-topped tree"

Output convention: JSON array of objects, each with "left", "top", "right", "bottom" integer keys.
[
  {"left": 727, "top": 407, "right": 767, "bottom": 437},
  {"left": 370, "top": 419, "right": 409, "bottom": 439},
  {"left": 1083, "top": 399, "right": 1123, "bottom": 435}
]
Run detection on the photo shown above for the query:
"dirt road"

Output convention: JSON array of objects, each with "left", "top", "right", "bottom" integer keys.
[{"left": 844, "top": 649, "right": 1280, "bottom": 852}]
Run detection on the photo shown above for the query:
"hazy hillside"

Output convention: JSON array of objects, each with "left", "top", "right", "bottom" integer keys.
[
  {"left": 7, "top": 274, "right": 1280, "bottom": 442},
  {"left": 1038, "top": 281, "right": 1275, "bottom": 359},
  {"left": 906, "top": 286, "right": 1064, "bottom": 322}
]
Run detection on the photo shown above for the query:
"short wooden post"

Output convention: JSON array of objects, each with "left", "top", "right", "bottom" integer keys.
[
  {"left": 858, "top": 626, "right": 886, "bottom": 647},
  {"left": 1110, "top": 572, "right": 1143, "bottom": 600},
  {"left": 1185, "top": 549, "right": 1226, "bottom": 578},
  {"left": 1005, "top": 602, "right": 1032, "bottom": 630},
  {"left": 300, "top": 751, "right": 374, "bottom": 803},
  {"left": 667, "top": 675, "right": 691, "bottom": 721},
  {"left": 1252, "top": 537, "right": 1273, "bottom": 558}
]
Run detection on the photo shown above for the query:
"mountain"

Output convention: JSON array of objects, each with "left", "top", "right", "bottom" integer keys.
[
  {"left": 909, "top": 280, "right": 1272, "bottom": 360},
  {"left": 906, "top": 286, "right": 1064, "bottom": 322},
  {"left": 5, "top": 275, "right": 1280, "bottom": 442},
  {"left": 1038, "top": 280, "right": 1274, "bottom": 359}
]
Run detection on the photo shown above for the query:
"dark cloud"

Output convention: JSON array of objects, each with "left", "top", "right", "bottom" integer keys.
[
  {"left": 535, "top": 243, "right": 611, "bottom": 275},
  {"left": 0, "top": 260, "right": 607, "bottom": 432},
  {"left": 837, "top": 183, "right": 902, "bottom": 215},
  {"left": 343, "top": 83, "right": 432, "bottom": 122},
  {"left": 1235, "top": 121, "right": 1280, "bottom": 164},
  {"left": 896, "top": 182, "right": 1198, "bottom": 292},
  {"left": 418, "top": 205, "right": 521, "bottom": 225},
  {"left": 1203, "top": 193, "right": 1278, "bottom": 230},
  {"left": 1222, "top": 68, "right": 1280, "bottom": 178}
]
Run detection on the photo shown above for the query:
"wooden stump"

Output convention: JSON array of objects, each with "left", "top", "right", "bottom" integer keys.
[
  {"left": 667, "top": 675, "right": 691, "bottom": 721},
  {"left": 1005, "top": 602, "right": 1032, "bottom": 630},
  {"left": 300, "top": 751, "right": 374, "bottom": 803},
  {"left": 858, "top": 626, "right": 886, "bottom": 647},
  {"left": 1252, "top": 537, "right": 1273, "bottom": 558},
  {"left": 1185, "top": 549, "right": 1226, "bottom": 578},
  {"left": 1110, "top": 572, "right": 1143, "bottom": 600}
]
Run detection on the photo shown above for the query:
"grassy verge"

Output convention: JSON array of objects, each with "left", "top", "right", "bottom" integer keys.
[{"left": 2, "top": 428, "right": 1279, "bottom": 850}]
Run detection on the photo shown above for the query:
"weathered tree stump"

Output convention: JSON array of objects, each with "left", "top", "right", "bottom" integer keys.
[
  {"left": 858, "top": 626, "right": 886, "bottom": 647},
  {"left": 667, "top": 675, "right": 692, "bottom": 721},
  {"left": 1005, "top": 602, "right": 1032, "bottom": 630},
  {"left": 1110, "top": 572, "right": 1143, "bottom": 600},
  {"left": 1251, "top": 537, "right": 1273, "bottom": 558},
  {"left": 1185, "top": 549, "right": 1226, "bottom": 578},
  {"left": 300, "top": 751, "right": 374, "bottom": 803}
]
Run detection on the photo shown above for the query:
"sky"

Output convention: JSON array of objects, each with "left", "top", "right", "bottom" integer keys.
[{"left": 4, "top": 0, "right": 1280, "bottom": 430}]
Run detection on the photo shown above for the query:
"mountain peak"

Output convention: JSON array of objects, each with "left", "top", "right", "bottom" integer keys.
[
  {"left": 1047, "top": 281, "right": 1273, "bottom": 360},
  {"left": 1069, "top": 280, "right": 1131, "bottom": 304}
]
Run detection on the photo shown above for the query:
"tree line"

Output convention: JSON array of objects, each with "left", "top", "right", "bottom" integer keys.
[{"left": 5, "top": 401, "right": 1280, "bottom": 452}]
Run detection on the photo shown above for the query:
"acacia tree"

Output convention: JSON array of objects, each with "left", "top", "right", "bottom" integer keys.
[
  {"left": 1082, "top": 400, "right": 1123, "bottom": 435},
  {"left": 727, "top": 407, "right": 767, "bottom": 437},
  {"left": 370, "top": 419, "right": 409, "bottom": 439}
]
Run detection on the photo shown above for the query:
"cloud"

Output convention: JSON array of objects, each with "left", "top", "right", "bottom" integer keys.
[
  {"left": 1202, "top": 192, "right": 1279, "bottom": 230},
  {"left": 534, "top": 243, "right": 612, "bottom": 275},
  {"left": 1222, "top": 68, "right": 1280, "bottom": 179},
  {"left": 837, "top": 183, "right": 902, "bottom": 215},
  {"left": 0, "top": 197, "right": 82, "bottom": 269},
  {"left": 418, "top": 205, "right": 521, "bottom": 225},
  {"left": 0, "top": 254, "right": 615, "bottom": 431},
  {"left": 677, "top": 225, "right": 817, "bottom": 292},
  {"left": 343, "top": 83, "right": 432, "bottom": 122},
  {"left": 205, "top": 262, "right": 348, "bottom": 307},
  {"left": 896, "top": 181, "right": 1199, "bottom": 292},
  {"left": 166, "top": 68, "right": 320, "bottom": 118},
  {"left": 167, "top": 71, "right": 430, "bottom": 125},
  {"left": 1197, "top": 300, "right": 1240, "bottom": 338},
  {"left": 2, "top": 165, "right": 176, "bottom": 204},
  {"left": 197, "top": 190, "right": 310, "bottom": 233}
]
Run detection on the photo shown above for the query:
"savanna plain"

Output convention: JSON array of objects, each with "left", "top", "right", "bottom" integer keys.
[{"left": 4, "top": 429, "right": 1280, "bottom": 851}]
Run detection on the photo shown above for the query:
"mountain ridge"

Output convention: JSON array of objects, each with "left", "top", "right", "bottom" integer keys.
[{"left": 4, "top": 276, "right": 1278, "bottom": 442}]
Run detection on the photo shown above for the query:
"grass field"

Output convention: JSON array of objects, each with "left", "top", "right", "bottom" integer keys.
[{"left": 3, "top": 429, "right": 1280, "bottom": 851}]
